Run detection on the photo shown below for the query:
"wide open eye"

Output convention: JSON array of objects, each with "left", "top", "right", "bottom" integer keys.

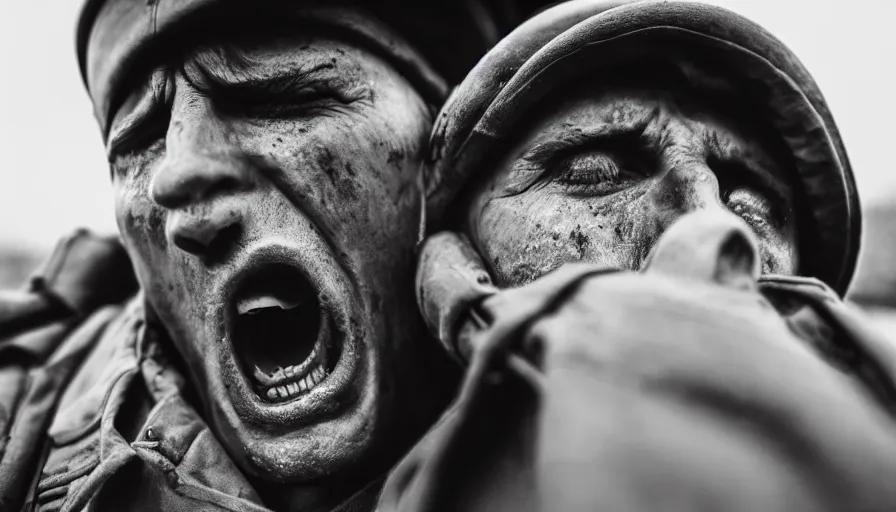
[{"left": 554, "top": 150, "right": 648, "bottom": 197}]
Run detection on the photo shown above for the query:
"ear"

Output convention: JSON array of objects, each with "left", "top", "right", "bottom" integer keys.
[{"left": 642, "top": 210, "right": 761, "bottom": 291}]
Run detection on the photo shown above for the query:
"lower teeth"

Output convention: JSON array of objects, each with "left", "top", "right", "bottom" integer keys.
[{"left": 264, "top": 364, "right": 328, "bottom": 401}]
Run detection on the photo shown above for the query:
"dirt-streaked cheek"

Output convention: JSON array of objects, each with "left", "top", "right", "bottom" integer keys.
[{"left": 478, "top": 190, "right": 641, "bottom": 287}]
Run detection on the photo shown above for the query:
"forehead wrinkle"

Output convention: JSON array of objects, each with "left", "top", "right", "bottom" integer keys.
[
  {"left": 181, "top": 42, "right": 340, "bottom": 93},
  {"left": 182, "top": 46, "right": 274, "bottom": 93},
  {"left": 602, "top": 95, "right": 659, "bottom": 125}
]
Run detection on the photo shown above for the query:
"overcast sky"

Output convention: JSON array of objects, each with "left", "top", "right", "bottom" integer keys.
[{"left": 1, "top": 1, "right": 894, "bottom": 251}]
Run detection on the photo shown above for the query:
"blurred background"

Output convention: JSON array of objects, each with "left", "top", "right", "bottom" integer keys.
[{"left": 0, "top": 1, "right": 893, "bottom": 329}]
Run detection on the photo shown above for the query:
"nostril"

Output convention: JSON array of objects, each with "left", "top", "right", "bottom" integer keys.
[
  {"left": 172, "top": 219, "right": 242, "bottom": 261},
  {"left": 168, "top": 205, "right": 244, "bottom": 260},
  {"left": 172, "top": 233, "right": 208, "bottom": 256},
  {"left": 205, "top": 223, "right": 243, "bottom": 265}
]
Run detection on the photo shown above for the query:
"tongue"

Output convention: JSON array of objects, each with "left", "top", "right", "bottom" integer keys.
[{"left": 237, "top": 294, "right": 303, "bottom": 315}]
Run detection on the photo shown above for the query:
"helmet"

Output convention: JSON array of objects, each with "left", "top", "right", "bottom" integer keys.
[
  {"left": 425, "top": 0, "right": 860, "bottom": 295},
  {"left": 76, "top": 0, "right": 521, "bottom": 140}
]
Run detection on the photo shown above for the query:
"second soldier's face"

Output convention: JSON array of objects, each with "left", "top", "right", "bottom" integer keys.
[
  {"left": 106, "top": 26, "right": 449, "bottom": 485},
  {"left": 464, "top": 83, "right": 799, "bottom": 287}
]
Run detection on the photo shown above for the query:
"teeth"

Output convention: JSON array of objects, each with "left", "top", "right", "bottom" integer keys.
[
  {"left": 254, "top": 340, "right": 333, "bottom": 401},
  {"left": 237, "top": 294, "right": 303, "bottom": 315},
  {"left": 254, "top": 365, "right": 276, "bottom": 386},
  {"left": 260, "top": 364, "right": 331, "bottom": 401}
]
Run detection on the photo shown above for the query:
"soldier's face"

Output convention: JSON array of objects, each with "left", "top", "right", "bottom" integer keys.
[
  {"left": 108, "top": 30, "right": 442, "bottom": 483},
  {"left": 464, "top": 83, "right": 799, "bottom": 287}
]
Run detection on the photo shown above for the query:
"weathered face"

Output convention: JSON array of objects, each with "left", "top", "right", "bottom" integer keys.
[
  {"left": 108, "top": 25, "right": 440, "bottom": 485},
  {"left": 464, "top": 81, "right": 799, "bottom": 287}
]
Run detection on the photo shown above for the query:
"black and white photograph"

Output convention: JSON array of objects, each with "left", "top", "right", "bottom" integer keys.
[{"left": 1, "top": 1, "right": 895, "bottom": 510}]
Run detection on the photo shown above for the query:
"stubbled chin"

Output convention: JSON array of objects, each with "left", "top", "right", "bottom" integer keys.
[{"left": 224, "top": 354, "right": 379, "bottom": 482}]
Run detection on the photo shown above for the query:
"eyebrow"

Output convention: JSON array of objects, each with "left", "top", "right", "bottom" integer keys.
[{"left": 182, "top": 56, "right": 340, "bottom": 99}]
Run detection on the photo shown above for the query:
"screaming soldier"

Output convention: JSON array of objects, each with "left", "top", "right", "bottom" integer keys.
[{"left": 0, "top": 1, "right": 543, "bottom": 510}]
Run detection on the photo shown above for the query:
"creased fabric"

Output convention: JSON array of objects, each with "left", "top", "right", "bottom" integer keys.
[{"left": 386, "top": 212, "right": 896, "bottom": 512}]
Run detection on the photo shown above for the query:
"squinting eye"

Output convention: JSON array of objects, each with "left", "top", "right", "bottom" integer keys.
[
  {"left": 242, "top": 91, "right": 340, "bottom": 119},
  {"left": 554, "top": 150, "right": 645, "bottom": 196},
  {"left": 726, "top": 189, "right": 774, "bottom": 232}
]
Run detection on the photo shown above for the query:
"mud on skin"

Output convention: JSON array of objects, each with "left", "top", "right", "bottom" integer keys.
[
  {"left": 464, "top": 82, "right": 799, "bottom": 288},
  {"left": 108, "top": 15, "right": 454, "bottom": 511}
]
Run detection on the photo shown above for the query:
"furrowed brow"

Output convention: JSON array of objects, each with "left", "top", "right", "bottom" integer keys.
[
  {"left": 182, "top": 53, "right": 339, "bottom": 100},
  {"left": 517, "top": 107, "right": 658, "bottom": 167}
]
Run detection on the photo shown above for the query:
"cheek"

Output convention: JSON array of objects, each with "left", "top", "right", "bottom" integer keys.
[
  {"left": 474, "top": 186, "right": 667, "bottom": 287},
  {"left": 112, "top": 170, "right": 192, "bottom": 322},
  {"left": 474, "top": 192, "right": 617, "bottom": 287},
  {"left": 268, "top": 100, "right": 426, "bottom": 241},
  {"left": 114, "top": 170, "right": 168, "bottom": 264}
]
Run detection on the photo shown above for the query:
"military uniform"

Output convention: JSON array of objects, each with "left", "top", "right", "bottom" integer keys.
[
  {"left": 1, "top": 1, "right": 549, "bottom": 510},
  {"left": 378, "top": 1, "right": 896, "bottom": 511},
  {"left": 4, "top": 1, "right": 895, "bottom": 511},
  {"left": 0, "top": 234, "right": 384, "bottom": 512}
]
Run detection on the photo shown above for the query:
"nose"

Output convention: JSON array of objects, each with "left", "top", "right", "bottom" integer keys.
[
  {"left": 151, "top": 117, "right": 256, "bottom": 258},
  {"left": 650, "top": 159, "right": 726, "bottom": 227}
]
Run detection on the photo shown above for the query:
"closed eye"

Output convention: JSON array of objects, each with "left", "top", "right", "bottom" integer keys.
[
  {"left": 542, "top": 130, "right": 656, "bottom": 197},
  {"left": 108, "top": 108, "right": 170, "bottom": 163},
  {"left": 218, "top": 86, "right": 354, "bottom": 120},
  {"left": 107, "top": 70, "right": 173, "bottom": 163},
  {"left": 552, "top": 150, "right": 648, "bottom": 196}
]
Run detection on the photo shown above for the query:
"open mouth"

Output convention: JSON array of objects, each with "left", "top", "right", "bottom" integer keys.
[{"left": 229, "top": 264, "right": 341, "bottom": 404}]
